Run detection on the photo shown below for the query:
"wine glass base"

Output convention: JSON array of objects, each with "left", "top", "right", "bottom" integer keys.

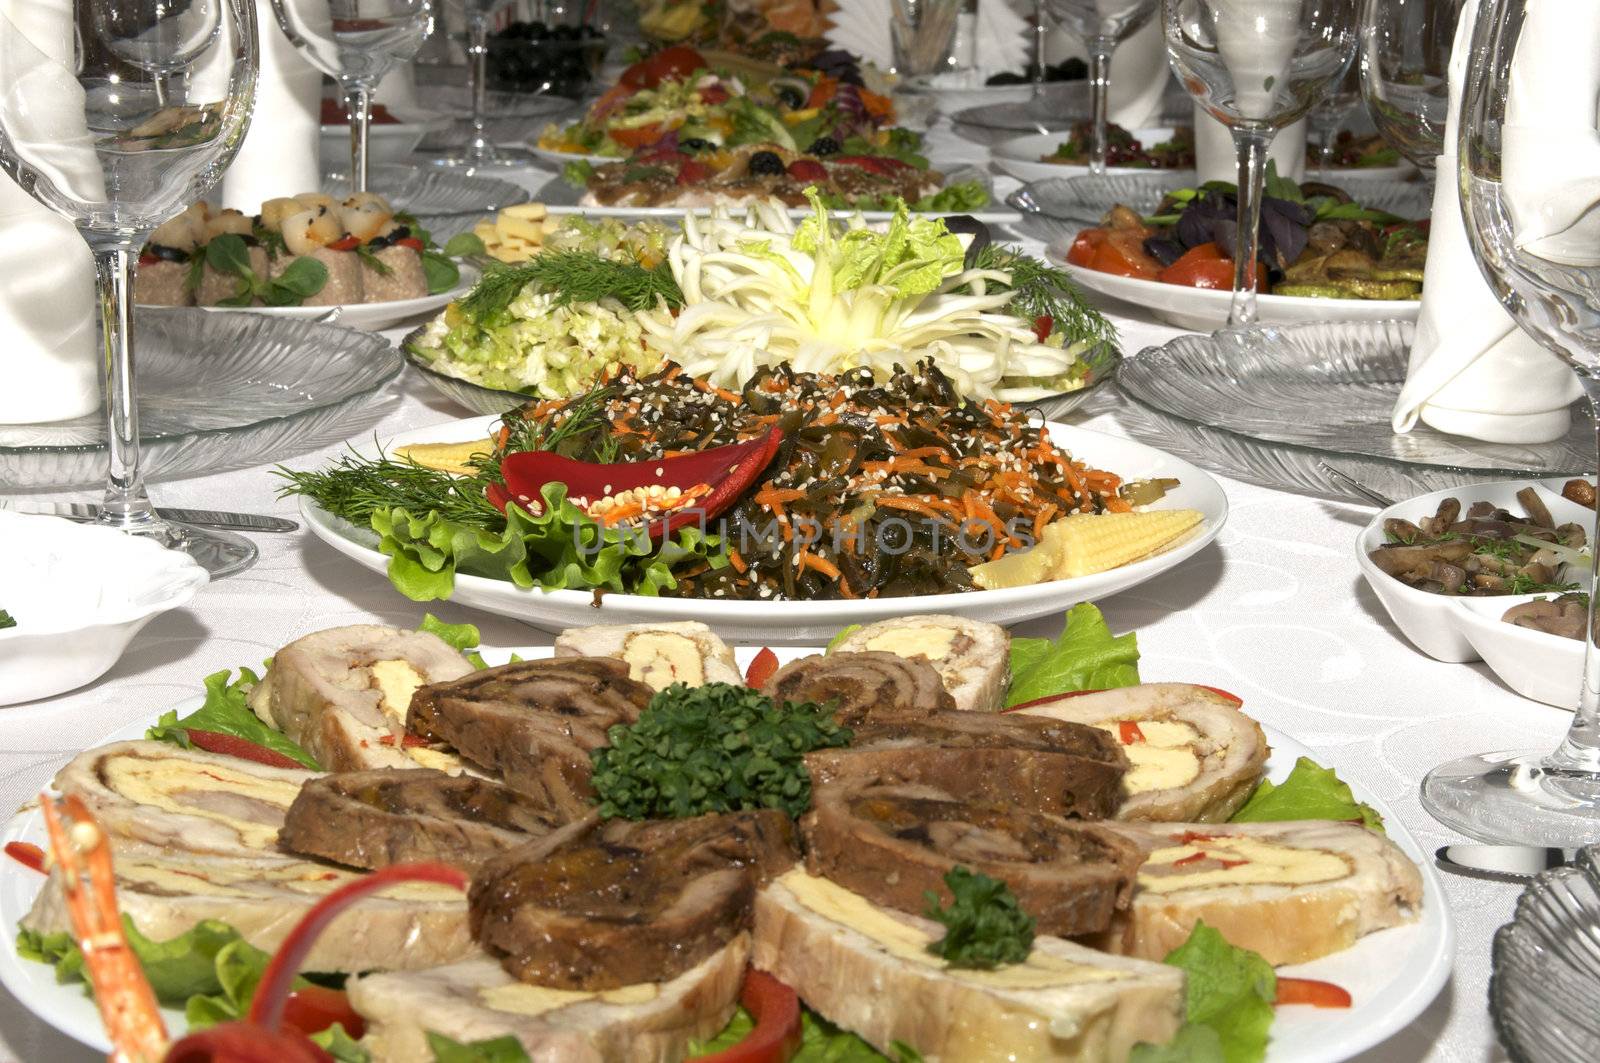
[
  {"left": 427, "top": 145, "right": 534, "bottom": 169},
  {"left": 1422, "top": 749, "right": 1600, "bottom": 846},
  {"left": 139, "top": 521, "right": 258, "bottom": 580}
]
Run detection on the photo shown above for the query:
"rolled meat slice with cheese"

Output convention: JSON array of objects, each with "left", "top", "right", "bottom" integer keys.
[
  {"left": 350, "top": 939, "right": 749, "bottom": 1063},
  {"left": 754, "top": 870, "right": 1184, "bottom": 1063},
  {"left": 553, "top": 620, "right": 742, "bottom": 691},
  {"left": 761, "top": 651, "right": 954, "bottom": 726},
  {"left": 832, "top": 614, "right": 1010, "bottom": 712},
  {"left": 801, "top": 786, "right": 1142, "bottom": 937},
  {"left": 51, "top": 740, "right": 310, "bottom": 859},
  {"left": 469, "top": 810, "right": 797, "bottom": 990},
  {"left": 1017, "top": 684, "right": 1269, "bottom": 822},
  {"left": 805, "top": 711, "right": 1128, "bottom": 819},
  {"left": 248, "top": 624, "right": 476, "bottom": 774},
  {"left": 1087, "top": 820, "right": 1425, "bottom": 966},
  {"left": 408, "top": 657, "right": 653, "bottom": 818},
  {"left": 279, "top": 768, "right": 568, "bottom": 873}
]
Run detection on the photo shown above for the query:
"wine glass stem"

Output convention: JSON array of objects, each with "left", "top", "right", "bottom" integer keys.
[
  {"left": 1228, "top": 123, "right": 1273, "bottom": 327},
  {"left": 467, "top": 8, "right": 494, "bottom": 162},
  {"left": 345, "top": 81, "right": 373, "bottom": 194},
  {"left": 89, "top": 242, "right": 157, "bottom": 532},
  {"left": 1547, "top": 377, "right": 1600, "bottom": 774},
  {"left": 1031, "top": 0, "right": 1047, "bottom": 98},
  {"left": 1086, "top": 36, "right": 1114, "bottom": 175}
]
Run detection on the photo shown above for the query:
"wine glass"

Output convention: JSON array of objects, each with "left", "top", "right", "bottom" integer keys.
[
  {"left": 1163, "top": 0, "right": 1358, "bottom": 325},
  {"left": 0, "top": 0, "right": 259, "bottom": 577},
  {"left": 1422, "top": 0, "right": 1600, "bottom": 845},
  {"left": 271, "top": 0, "right": 431, "bottom": 191},
  {"left": 1308, "top": 61, "right": 1360, "bottom": 177},
  {"left": 429, "top": 0, "right": 534, "bottom": 169},
  {"left": 1037, "top": 0, "right": 1160, "bottom": 173},
  {"left": 1359, "top": 0, "right": 1461, "bottom": 171}
]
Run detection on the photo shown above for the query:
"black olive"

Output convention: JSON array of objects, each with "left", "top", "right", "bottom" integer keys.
[
  {"left": 679, "top": 136, "right": 713, "bottom": 153},
  {"left": 749, "top": 150, "right": 785, "bottom": 175},
  {"left": 775, "top": 85, "right": 805, "bottom": 109},
  {"left": 808, "top": 136, "right": 840, "bottom": 156}
]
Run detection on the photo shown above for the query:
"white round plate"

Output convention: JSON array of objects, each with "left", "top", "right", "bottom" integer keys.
[
  {"left": 0, "top": 657, "right": 1453, "bottom": 1062},
  {"left": 298, "top": 414, "right": 1228, "bottom": 643},
  {"left": 992, "top": 129, "right": 1196, "bottom": 185},
  {"left": 1056, "top": 258, "right": 1420, "bottom": 332},
  {"left": 1355, "top": 476, "right": 1587, "bottom": 708},
  {"left": 187, "top": 264, "right": 478, "bottom": 331}
]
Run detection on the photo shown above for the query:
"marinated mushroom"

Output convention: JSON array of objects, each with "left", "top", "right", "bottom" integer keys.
[
  {"left": 1370, "top": 493, "right": 1588, "bottom": 595},
  {"left": 1503, "top": 593, "right": 1591, "bottom": 640}
]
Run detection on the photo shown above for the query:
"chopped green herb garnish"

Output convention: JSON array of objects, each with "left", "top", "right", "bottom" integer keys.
[
  {"left": 923, "top": 866, "right": 1035, "bottom": 969},
  {"left": 458, "top": 251, "right": 684, "bottom": 323},
  {"left": 0, "top": 609, "right": 14, "bottom": 630}
]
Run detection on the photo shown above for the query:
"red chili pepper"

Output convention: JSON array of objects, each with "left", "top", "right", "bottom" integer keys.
[
  {"left": 1032, "top": 315, "right": 1053, "bottom": 342},
  {"left": 327, "top": 236, "right": 360, "bottom": 252},
  {"left": 491, "top": 427, "right": 784, "bottom": 542},
  {"left": 184, "top": 730, "right": 304, "bottom": 770},
  {"left": 4, "top": 841, "right": 45, "bottom": 874},
  {"left": 281, "top": 985, "right": 365, "bottom": 1040},
  {"left": 1275, "top": 978, "right": 1352, "bottom": 1008},
  {"left": 1117, "top": 720, "right": 1145, "bottom": 744},
  {"left": 394, "top": 237, "right": 424, "bottom": 252},
  {"left": 745, "top": 647, "right": 779, "bottom": 688},
  {"left": 164, "top": 1030, "right": 331, "bottom": 1063},
  {"left": 695, "top": 969, "right": 803, "bottom": 1063}
]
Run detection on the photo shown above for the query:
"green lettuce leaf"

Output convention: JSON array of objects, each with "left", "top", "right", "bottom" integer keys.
[
  {"left": 419, "top": 612, "right": 489, "bottom": 669},
  {"left": 1230, "top": 756, "right": 1385, "bottom": 832},
  {"left": 426, "top": 1032, "right": 533, "bottom": 1062},
  {"left": 313, "top": 1024, "right": 372, "bottom": 1063},
  {"left": 688, "top": 1006, "right": 923, "bottom": 1061},
  {"left": 825, "top": 624, "right": 862, "bottom": 653},
  {"left": 1130, "top": 1023, "right": 1226, "bottom": 1063},
  {"left": 146, "top": 667, "right": 320, "bottom": 769},
  {"left": 373, "top": 482, "right": 725, "bottom": 603},
  {"left": 1141, "top": 922, "right": 1276, "bottom": 1063},
  {"left": 1006, "top": 603, "right": 1140, "bottom": 706},
  {"left": 183, "top": 936, "right": 280, "bottom": 1029}
]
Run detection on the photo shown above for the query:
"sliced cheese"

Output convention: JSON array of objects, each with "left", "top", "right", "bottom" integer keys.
[
  {"left": 623, "top": 631, "right": 706, "bottom": 688},
  {"left": 480, "top": 981, "right": 659, "bottom": 1018},
  {"left": 370, "top": 658, "right": 425, "bottom": 726},
  {"left": 100, "top": 754, "right": 302, "bottom": 851},
  {"left": 1139, "top": 837, "right": 1350, "bottom": 894},
  {"left": 864, "top": 626, "right": 957, "bottom": 661},
  {"left": 1100, "top": 720, "right": 1201, "bottom": 793},
  {"left": 781, "top": 870, "right": 1123, "bottom": 989}
]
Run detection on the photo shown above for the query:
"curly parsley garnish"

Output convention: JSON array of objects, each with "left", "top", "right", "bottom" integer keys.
[
  {"left": 924, "top": 866, "right": 1035, "bottom": 969},
  {"left": 591, "top": 682, "right": 851, "bottom": 820}
]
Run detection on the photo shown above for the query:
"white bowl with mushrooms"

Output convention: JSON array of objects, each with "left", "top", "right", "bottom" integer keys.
[{"left": 1356, "top": 477, "right": 1594, "bottom": 708}]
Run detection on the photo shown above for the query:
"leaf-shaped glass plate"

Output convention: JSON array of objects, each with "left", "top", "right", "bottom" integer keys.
[{"left": 1491, "top": 845, "right": 1600, "bottom": 1060}]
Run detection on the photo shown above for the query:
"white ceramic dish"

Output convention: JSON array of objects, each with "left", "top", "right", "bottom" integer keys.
[
  {"left": 191, "top": 264, "right": 479, "bottom": 331},
  {"left": 299, "top": 414, "right": 1228, "bottom": 643},
  {"left": 0, "top": 654, "right": 1453, "bottom": 1061},
  {"left": 0, "top": 513, "right": 207, "bottom": 706},
  {"left": 991, "top": 128, "right": 1196, "bottom": 185},
  {"left": 1056, "top": 259, "right": 1421, "bottom": 331},
  {"left": 1355, "top": 477, "right": 1589, "bottom": 707}
]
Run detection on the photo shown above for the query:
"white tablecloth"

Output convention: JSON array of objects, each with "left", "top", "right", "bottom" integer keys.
[{"left": 0, "top": 123, "right": 1536, "bottom": 1063}]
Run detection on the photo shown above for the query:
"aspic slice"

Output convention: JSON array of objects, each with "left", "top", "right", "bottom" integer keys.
[{"left": 1016, "top": 684, "right": 1269, "bottom": 822}]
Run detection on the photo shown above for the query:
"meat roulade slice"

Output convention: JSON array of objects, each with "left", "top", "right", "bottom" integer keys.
[
  {"left": 831, "top": 614, "right": 1011, "bottom": 712},
  {"left": 469, "top": 810, "right": 797, "bottom": 990},
  {"left": 553, "top": 620, "right": 743, "bottom": 690},
  {"left": 278, "top": 768, "right": 568, "bottom": 873},
  {"left": 761, "top": 651, "right": 955, "bottom": 726},
  {"left": 407, "top": 657, "right": 654, "bottom": 817},
  {"left": 802, "top": 786, "right": 1142, "bottom": 938}
]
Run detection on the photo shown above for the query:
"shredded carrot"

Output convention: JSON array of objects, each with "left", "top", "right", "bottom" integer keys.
[
  {"left": 713, "top": 387, "right": 741, "bottom": 403},
  {"left": 754, "top": 486, "right": 806, "bottom": 507},
  {"left": 802, "top": 552, "right": 842, "bottom": 580},
  {"left": 728, "top": 549, "right": 748, "bottom": 574},
  {"left": 1032, "top": 502, "right": 1058, "bottom": 541},
  {"left": 875, "top": 496, "right": 949, "bottom": 521}
]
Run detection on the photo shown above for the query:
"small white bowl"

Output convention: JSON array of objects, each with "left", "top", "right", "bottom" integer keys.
[
  {"left": 1356, "top": 477, "right": 1593, "bottom": 688},
  {"left": 1453, "top": 593, "right": 1582, "bottom": 709},
  {"left": 0, "top": 513, "right": 208, "bottom": 705}
]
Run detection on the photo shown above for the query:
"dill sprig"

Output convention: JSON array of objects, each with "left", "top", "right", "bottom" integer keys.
[
  {"left": 971, "top": 244, "right": 1118, "bottom": 351},
  {"left": 274, "top": 448, "right": 504, "bottom": 529},
  {"left": 460, "top": 251, "right": 684, "bottom": 322}
]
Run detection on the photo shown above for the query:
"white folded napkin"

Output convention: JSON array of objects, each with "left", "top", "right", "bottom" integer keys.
[
  {"left": 1502, "top": 0, "right": 1600, "bottom": 265},
  {"left": 827, "top": 0, "right": 1028, "bottom": 81},
  {"left": 0, "top": 0, "right": 99, "bottom": 425},
  {"left": 826, "top": 0, "right": 893, "bottom": 71},
  {"left": 222, "top": 0, "right": 321, "bottom": 209},
  {"left": 1192, "top": 105, "right": 1306, "bottom": 183},
  {"left": 1391, "top": 0, "right": 1582, "bottom": 445}
]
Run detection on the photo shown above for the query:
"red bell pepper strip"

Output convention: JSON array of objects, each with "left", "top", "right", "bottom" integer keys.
[
  {"left": 4, "top": 841, "right": 45, "bottom": 873},
  {"left": 492, "top": 427, "right": 783, "bottom": 542},
  {"left": 1275, "top": 978, "right": 1352, "bottom": 1008},
  {"left": 184, "top": 729, "right": 305, "bottom": 770},
  {"left": 1117, "top": 720, "right": 1145, "bottom": 744},
  {"left": 695, "top": 969, "right": 803, "bottom": 1063},
  {"left": 745, "top": 647, "right": 779, "bottom": 688}
]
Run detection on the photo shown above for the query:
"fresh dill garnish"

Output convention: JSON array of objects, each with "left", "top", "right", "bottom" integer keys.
[
  {"left": 969, "top": 244, "right": 1118, "bottom": 350},
  {"left": 274, "top": 447, "right": 503, "bottom": 529},
  {"left": 459, "top": 251, "right": 684, "bottom": 322}
]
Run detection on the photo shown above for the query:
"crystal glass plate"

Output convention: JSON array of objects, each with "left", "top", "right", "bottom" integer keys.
[
  {"left": 1490, "top": 845, "right": 1600, "bottom": 1061},
  {"left": 1115, "top": 318, "right": 1591, "bottom": 500},
  {"left": 0, "top": 310, "right": 401, "bottom": 490},
  {"left": 322, "top": 164, "right": 525, "bottom": 217}
]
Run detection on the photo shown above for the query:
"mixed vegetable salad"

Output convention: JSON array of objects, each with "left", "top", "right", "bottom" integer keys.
[{"left": 1043, "top": 123, "right": 1195, "bottom": 170}]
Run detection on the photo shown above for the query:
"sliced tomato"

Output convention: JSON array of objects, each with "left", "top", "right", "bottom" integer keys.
[
  {"left": 699, "top": 83, "right": 731, "bottom": 105},
  {"left": 832, "top": 154, "right": 901, "bottom": 176},
  {"left": 589, "top": 83, "right": 634, "bottom": 122},
  {"left": 281, "top": 985, "right": 365, "bottom": 1040},
  {"left": 696, "top": 969, "right": 803, "bottom": 1063},
  {"left": 185, "top": 729, "right": 304, "bottom": 769},
  {"left": 677, "top": 160, "right": 711, "bottom": 185},
  {"left": 620, "top": 45, "right": 707, "bottom": 89},
  {"left": 327, "top": 235, "right": 359, "bottom": 252},
  {"left": 1276, "top": 978, "right": 1352, "bottom": 1008},
  {"left": 786, "top": 159, "right": 828, "bottom": 182},
  {"left": 745, "top": 647, "right": 779, "bottom": 688},
  {"left": 1086, "top": 229, "right": 1161, "bottom": 280},
  {"left": 1066, "top": 229, "right": 1106, "bottom": 268},
  {"left": 1157, "top": 241, "right": 1260, "bottom": 290},
  {"left": 1032, "top": 314, "right": 1053, "bottom": 342},
  {"left": 4, "top": 841, "right": 45, "bottom": 873},
  {"left": 394, "top": 237, "right": 423, "bottom": 252},
  {"left": 610, "top": 123, "right": 667, "bottom": 151}
]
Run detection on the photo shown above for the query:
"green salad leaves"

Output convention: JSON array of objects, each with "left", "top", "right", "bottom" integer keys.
[
  {"left": 591, "top": 682, "right": 852, "bottom": 819},
  {"left": 1231, "top": 756, "right": 1385, "bottom": 833},
  {"left": 689, "top": 1007, "right": 925, "bottom": 1061},
  {"left": 146, "top": 666, "right": 320, "bottom": 770},
  {"left": 923, "top": 866, "right": 1036, "bottom": 970},
  {"left": 1133, "top": 922, "right": 1278, "bottom": 1063},
  {"left": 204, "top": 234, "right": 329, "bottom": 307},
  {"left": 1007, "top": 602, "right": 1141, "bottom": 706}
]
